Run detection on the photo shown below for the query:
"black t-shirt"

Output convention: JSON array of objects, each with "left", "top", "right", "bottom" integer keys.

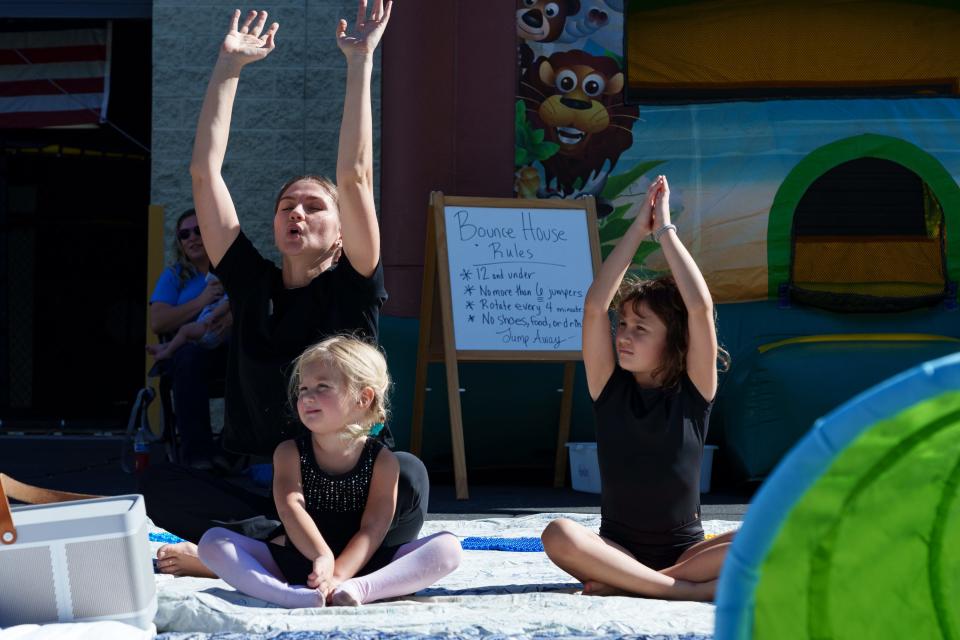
[
  {"left": 593, "top": 366, "right": 712, "bottom": 546},
  {"left": 213, "top": 231, "right": 388, "bottom": 456}
]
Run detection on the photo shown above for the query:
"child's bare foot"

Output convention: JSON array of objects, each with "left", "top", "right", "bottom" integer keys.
[
  {"left": 156, "top": 542, "right": 217, "bottom": 578},
  {"left": 145, "top": 344, "right": 173, "bottom": 361},
  {"left": 582, "top": 580, "right": 628, "bottom": 596}
]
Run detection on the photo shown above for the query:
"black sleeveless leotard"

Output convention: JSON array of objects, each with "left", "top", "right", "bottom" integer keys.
[
  {"left": 268, "top": 435, "right": 403, "bottom": 584},
  {"left": 593, "top": 366, "right": 713, "bottom": 569}
]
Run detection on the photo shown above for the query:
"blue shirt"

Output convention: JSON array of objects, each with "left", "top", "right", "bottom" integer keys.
[{"left": 150, "top": 264, "right": 207, "bottom": 311}]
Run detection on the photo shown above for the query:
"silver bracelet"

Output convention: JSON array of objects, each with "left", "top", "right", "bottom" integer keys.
[{"left": 653, "top": 223, "right": 677, "bottom": 243}]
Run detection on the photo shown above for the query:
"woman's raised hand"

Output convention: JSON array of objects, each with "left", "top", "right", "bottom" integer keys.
[
  {"left": 220, "top": 9, "right": 279, "bottom": 66},
  {"left": 336, "top": 0, "right": 393, "bottom": 59}
]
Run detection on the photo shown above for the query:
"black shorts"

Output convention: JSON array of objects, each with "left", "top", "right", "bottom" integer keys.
[
  {"left": 600, "top": 520, "right": 704, "bottom": 571},
  {"left": 267, "top": 539, "right": 402, "bottom": 586}
]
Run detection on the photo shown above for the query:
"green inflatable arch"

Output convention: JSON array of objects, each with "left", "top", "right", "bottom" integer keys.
[
  {"left": 767, "top": 133, "right": 960, "bottom": 299},
  {"left": 715, "top": 352, "right": 960, "bottom": 639}
]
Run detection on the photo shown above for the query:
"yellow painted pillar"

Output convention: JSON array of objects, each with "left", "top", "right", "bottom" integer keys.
[{"left": 145, "top": 204, "right": 165, "bottom": 436}]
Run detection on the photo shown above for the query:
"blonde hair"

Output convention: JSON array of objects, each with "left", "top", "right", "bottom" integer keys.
[{"left": 288, "top": 336, "right": 390, "bottom": 440}]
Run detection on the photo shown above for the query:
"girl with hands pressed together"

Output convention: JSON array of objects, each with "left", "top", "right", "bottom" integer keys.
[
  {"left": 198, "top": 337, "right": 461, "bottom": 607},
  {"left": 541, "top": 176, "right": 732, "bottom": 601}
]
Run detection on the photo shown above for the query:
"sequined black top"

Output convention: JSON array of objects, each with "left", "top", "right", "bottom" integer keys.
[
  {"left": 268, "top": 434, "right": 400, "bottom": 584},
  {"left": 294, "top": 435, "right": 383, "bottom": 555}
]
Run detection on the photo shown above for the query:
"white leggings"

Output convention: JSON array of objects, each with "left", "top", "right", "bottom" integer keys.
[{"left": 197, "top": 528, "right": 461, "bottom": 608}]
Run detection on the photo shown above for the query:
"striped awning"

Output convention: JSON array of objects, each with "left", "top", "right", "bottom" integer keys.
[{"left": 0, "top": 26, "right": 111, "bottom": 129}]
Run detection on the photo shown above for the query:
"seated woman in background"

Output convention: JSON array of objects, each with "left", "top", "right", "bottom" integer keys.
[
  {"left": 147, "top": 271, "right": 230, "bottom": 361},
  {"left": 148, "top": 208, "right": 232, "bottom": 470}
]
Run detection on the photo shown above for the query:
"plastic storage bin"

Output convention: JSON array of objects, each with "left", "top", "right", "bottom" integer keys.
[
  {"left": 566, "top": 442, "right": 602, "bottom": 493},
  {"left": 566, "top": 442, "right": 719, "bottom": 494},
  {"left": 0, "top": 493, "right": 157, "bottom": 630}
]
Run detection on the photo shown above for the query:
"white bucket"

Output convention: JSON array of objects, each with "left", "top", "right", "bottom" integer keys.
[
  {"left": 566, "top": 442, "right": 720, "bottom": 494},
  {"left": 565, "top": 442, "right": 601, "bottom": 493}
]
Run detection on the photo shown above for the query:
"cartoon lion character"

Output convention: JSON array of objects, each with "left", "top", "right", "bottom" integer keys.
[{"left": 519, "top": 49, "right": 638, "bottom": 205}]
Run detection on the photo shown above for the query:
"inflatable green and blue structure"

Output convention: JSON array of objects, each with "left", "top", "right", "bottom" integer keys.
[{"left": 715, "top": 352, "right": 960, "bottom": 639}]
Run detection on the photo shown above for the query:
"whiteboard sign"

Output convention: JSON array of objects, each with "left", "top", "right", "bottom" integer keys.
[{"left": 442, "top": 204, "right": 596, "bottom": 352}]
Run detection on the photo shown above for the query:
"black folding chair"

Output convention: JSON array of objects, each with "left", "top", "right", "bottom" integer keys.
[{"left": 145, "top": 342, "right": 227, "bottom": 466}]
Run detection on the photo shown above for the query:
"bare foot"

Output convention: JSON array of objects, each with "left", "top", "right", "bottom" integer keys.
[
  {"left": 145, "top": 344, "right": 173, "bottom": 361},
  {"left": 582, "top": 580, "right": 628, "bottom": 596},
  {"left": 156, "top": 542, "right": 217, "bottom": 578}
]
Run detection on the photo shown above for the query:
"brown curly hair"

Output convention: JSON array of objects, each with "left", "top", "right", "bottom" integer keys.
[{"left": 613, "top": 275, "right": 730, "bottom": 389}]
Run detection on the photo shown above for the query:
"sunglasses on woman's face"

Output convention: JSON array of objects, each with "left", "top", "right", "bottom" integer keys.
[{"left": 178, "top": 226, "right": 202, "bottom": 241}]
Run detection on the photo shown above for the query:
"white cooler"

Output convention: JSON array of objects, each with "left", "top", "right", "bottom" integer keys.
[
  {"left": 566, "top": 442, "right": 719, "bottom": 493},
  {"left": 0, "top": 491, "right": 156, "bottom": 630}
]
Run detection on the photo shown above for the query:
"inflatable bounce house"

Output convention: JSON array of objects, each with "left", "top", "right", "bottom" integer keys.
[
  {"left": 715, "top": 352, "right": 960, "bottom": 639},
  {"left": 515, "top": 0, "right": 960, "bottom": 480}
]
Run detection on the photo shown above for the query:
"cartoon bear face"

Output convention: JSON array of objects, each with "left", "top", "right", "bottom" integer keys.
[{"left": 516, "top": 0, "right": 581, "bottom": 42}]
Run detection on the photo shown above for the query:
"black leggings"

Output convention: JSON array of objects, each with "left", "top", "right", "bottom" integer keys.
[
  {"left": 139, "top": 451, "right": 430, "bottom": 545},
  {"left": 166, "top": 342, "right": 228, "bottom": 464}
]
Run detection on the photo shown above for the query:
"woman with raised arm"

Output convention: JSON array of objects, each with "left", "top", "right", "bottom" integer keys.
[
  {"left": 541, "top": 175, "right": 732, "bottom": 601},
  {"left": 142, "top": 1, "right": 429, "bottom": 580}
]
